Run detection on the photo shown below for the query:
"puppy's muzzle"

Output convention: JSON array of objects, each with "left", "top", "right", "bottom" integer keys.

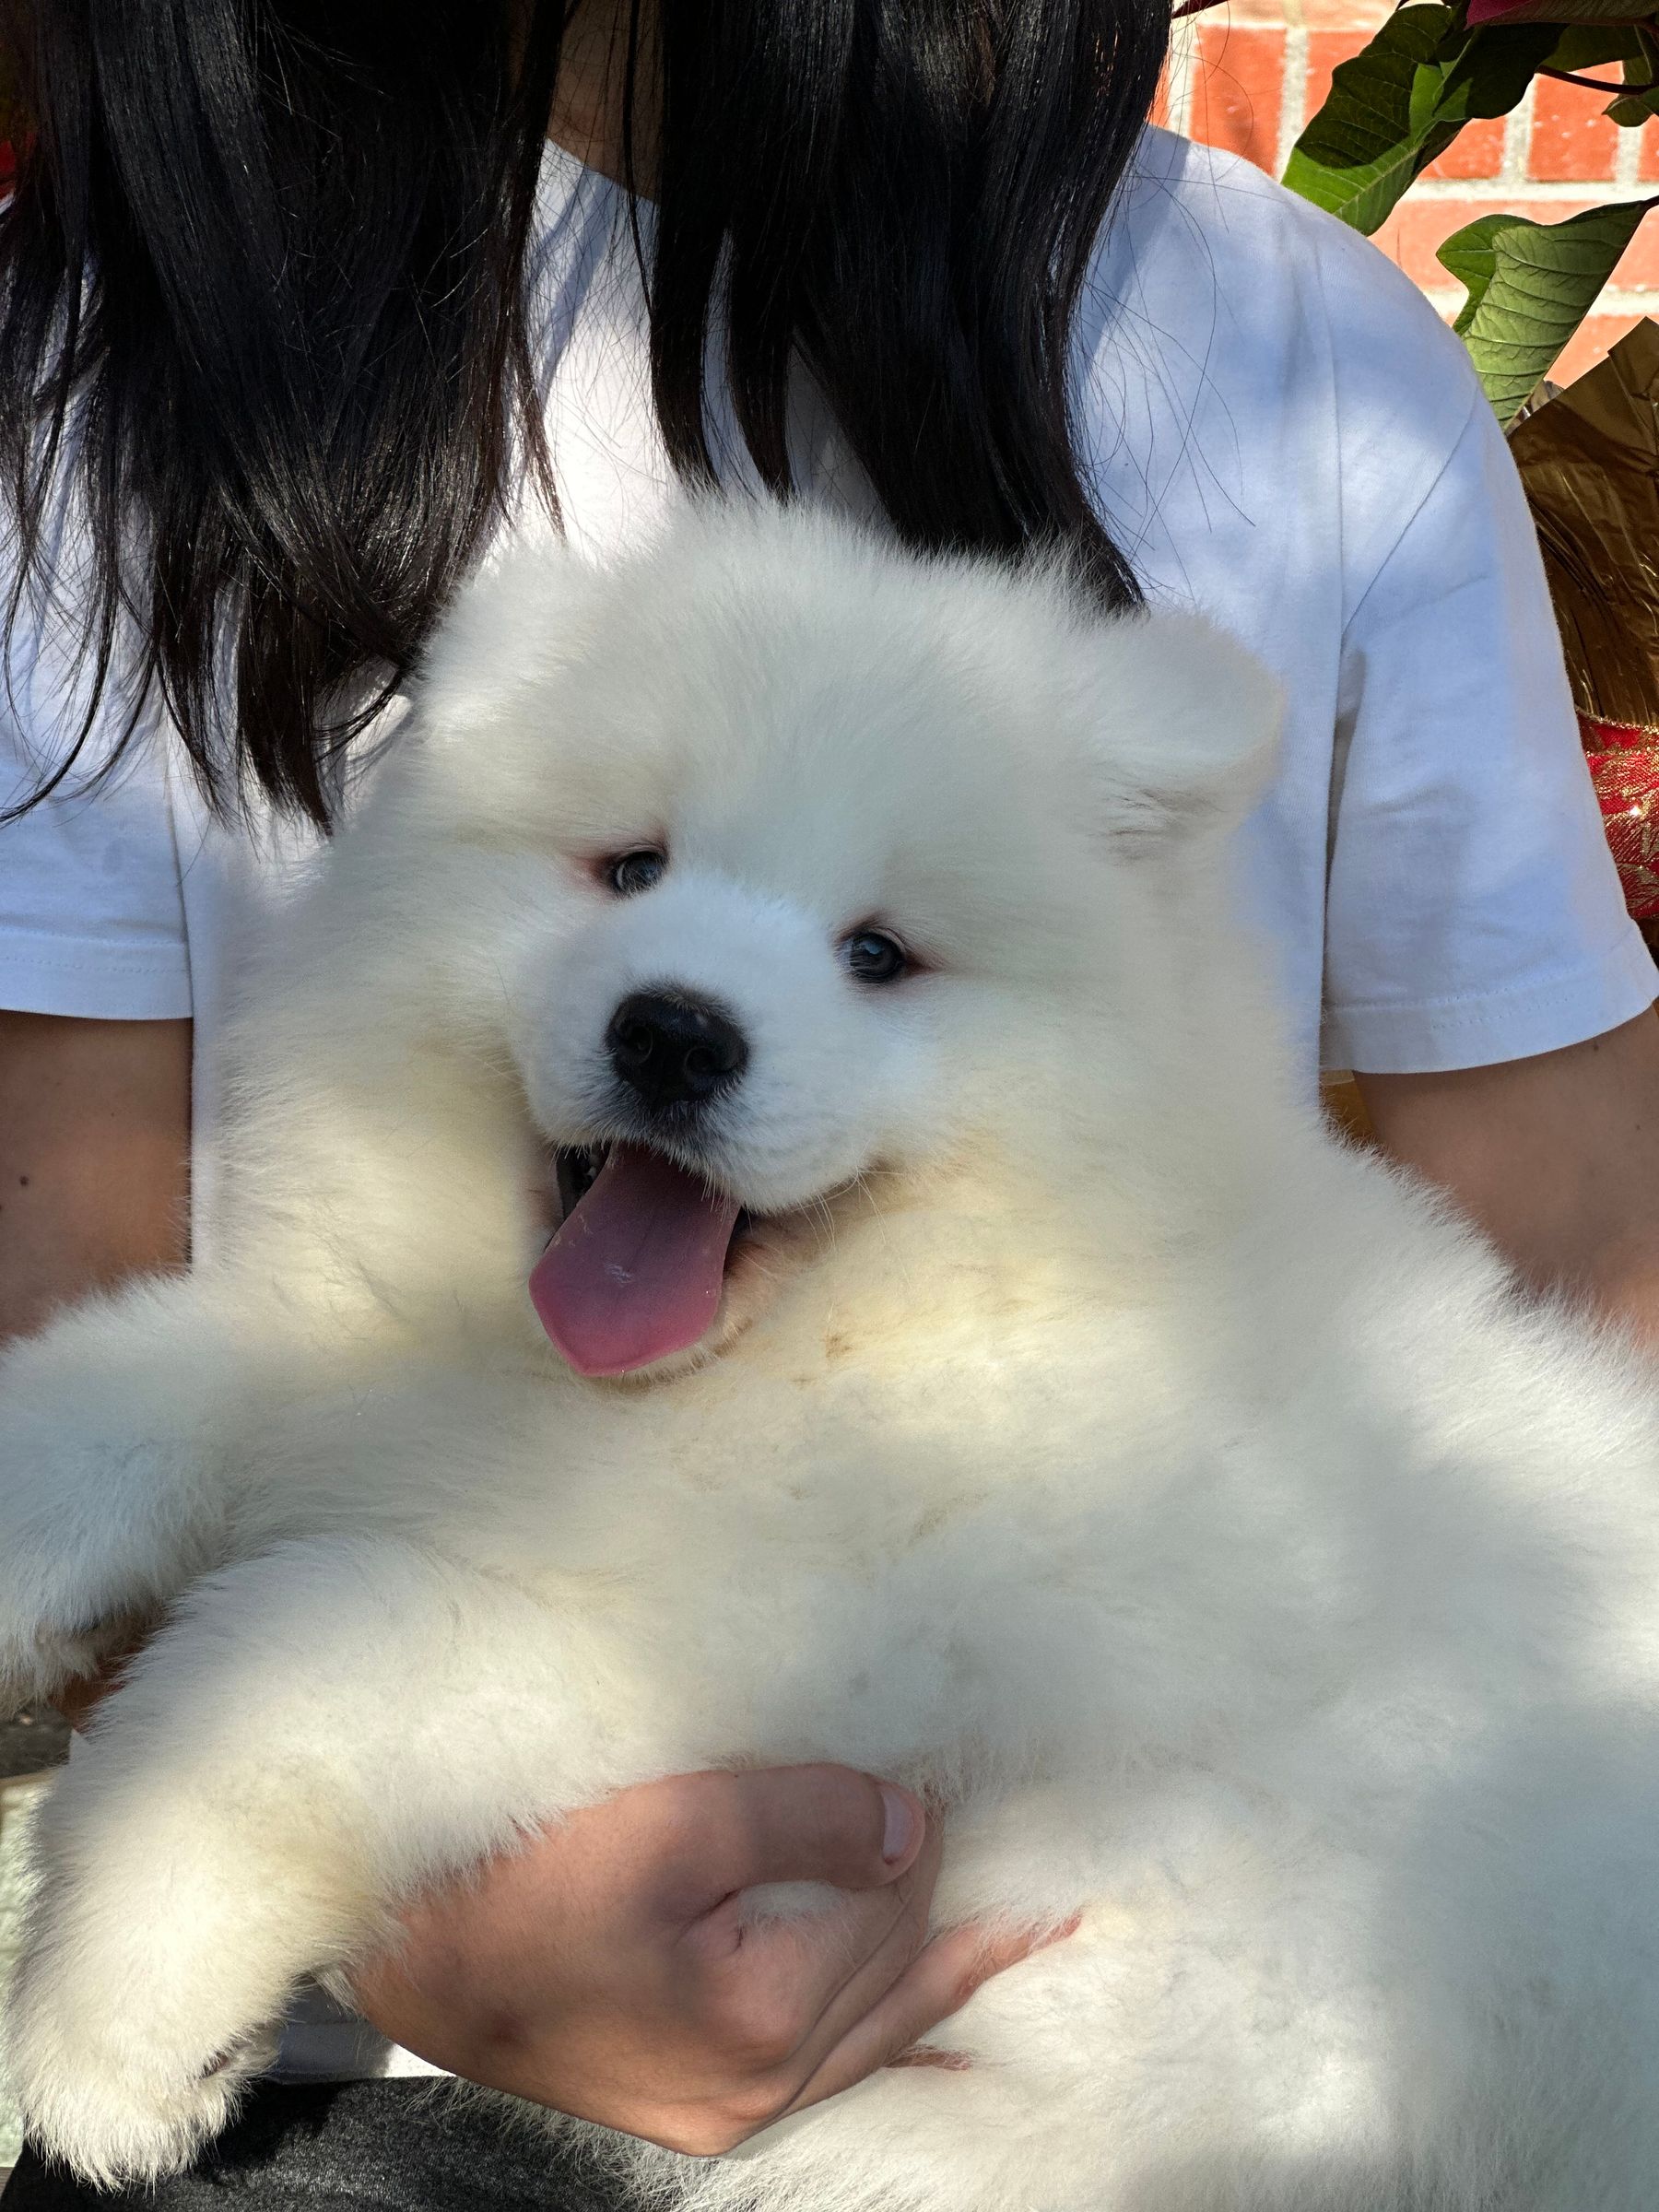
[{"left": 606, "top": 989, "right": 749, "bottom": 1116}]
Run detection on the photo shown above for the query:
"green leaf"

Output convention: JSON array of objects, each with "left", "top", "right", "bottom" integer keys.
[
  {"left": 1437, "top": 198, "right": 1657, "bottom": 422},
  {"left": 1284, "top": 5, "right": 1457, "bottom": 233},
  {"left": 1542, "top": 24, "right": 1647, "bottom": 68},
  {"left": 1407, "top": 54, "right": 1449, "bottom": 136},
  {"left": 1430, "top": 21, "right": 1560, "bottom": 121},
  {"left": 1606, "top": 23, "right": 1659, "bottom": 121},
  {"left": 1285, "top": 8, "right": 1552, "bottom": 234}
]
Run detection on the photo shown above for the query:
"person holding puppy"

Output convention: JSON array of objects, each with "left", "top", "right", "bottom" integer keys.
[{"left": 3, "top": 1, "right": 1658, "bottom": 2205}]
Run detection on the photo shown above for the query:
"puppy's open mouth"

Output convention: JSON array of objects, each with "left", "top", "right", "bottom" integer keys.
[{"left": 531, "top": 1143, "right": 757, "bottom": 1380}]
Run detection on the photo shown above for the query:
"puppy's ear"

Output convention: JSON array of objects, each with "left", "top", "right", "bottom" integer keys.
[
  {"left": 413, "top": 531, "right": 596, "bottom": 744},
  {"left": 1080, "top": 613, "right": 1282, "bottom": 853}
]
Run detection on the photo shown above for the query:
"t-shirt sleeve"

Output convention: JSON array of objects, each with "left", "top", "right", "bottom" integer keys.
[
  {"left": 1321, "top": 388, "right": 1655, "bottom": 1075},
  {"left": 0, "top": 631, "right": 194, "bottom": 1022}
]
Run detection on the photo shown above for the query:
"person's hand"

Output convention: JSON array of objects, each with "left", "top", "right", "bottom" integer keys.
[{"left": 350, "top": 1764, "right": 1069, "bottom": 2156}]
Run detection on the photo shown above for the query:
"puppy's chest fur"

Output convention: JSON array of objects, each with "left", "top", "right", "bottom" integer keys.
[{"left": 222, "top": 1237, "right": 1388, "bottom": 1830}]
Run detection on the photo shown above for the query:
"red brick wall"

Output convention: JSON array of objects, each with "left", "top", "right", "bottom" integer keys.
[{"left": 1159, "top": 0, "right": 1659, "bottom": 382}]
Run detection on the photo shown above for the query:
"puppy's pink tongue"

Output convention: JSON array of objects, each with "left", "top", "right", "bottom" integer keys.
[{"left": 530, "top": 1145, "right": 741, "bottom": 1377}]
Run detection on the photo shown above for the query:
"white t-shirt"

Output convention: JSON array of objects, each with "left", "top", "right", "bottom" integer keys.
[
  {"left": 2, "top": 125, "right": 1653, "bottom": 2077},
  {"left": 3, "top": 128, "right": 1651, "bottom": 1159},
  {"left": 4, "top": 128, "right": 1651, "bottom": 1198}
]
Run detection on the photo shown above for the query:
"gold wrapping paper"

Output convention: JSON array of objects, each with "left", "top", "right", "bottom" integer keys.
[
  {"left": 1511, "top": 320, "right": 1659, "bottom": 735},
  {"left": 1510, "top": 322, "right": 1659, "bottom": 940}
]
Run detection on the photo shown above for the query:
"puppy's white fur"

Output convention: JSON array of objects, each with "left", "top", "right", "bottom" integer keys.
[{"left": 6, "top": 506, "right": 1659, "bottom": 2208}]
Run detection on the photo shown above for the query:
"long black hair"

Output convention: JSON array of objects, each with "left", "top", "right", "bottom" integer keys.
[{"left": 0, "top": 0, "right": 1166, "bottom": 829}]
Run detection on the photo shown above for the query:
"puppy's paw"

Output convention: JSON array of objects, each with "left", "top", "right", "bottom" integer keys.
[
  {"left": 0, "top": 1424, "right": 203, "bottom": 1717},
  {"left": 4, "top": 1948, "right": 280, "bottom": 2186}
]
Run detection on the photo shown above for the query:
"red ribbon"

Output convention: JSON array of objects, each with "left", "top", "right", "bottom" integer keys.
[{"left": 1581, "top": 715, "right": 1659, "bottom": 920}]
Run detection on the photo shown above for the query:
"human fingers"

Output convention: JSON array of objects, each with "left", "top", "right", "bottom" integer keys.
[
  {"left": 652, "top": 1905, "right": 1065, "bottom": 2155},
  {"left": 630, "top": 1816, "right": 946, "bottom": 2157},
  {"left": 648, "top": 1764, "right": 925, "bottom": 1929},
  {"left": 682, "top": 1799, "right": 945, "bottom": 2046},
  {"left": 781, "top": 1913, "right": 1079, "bottom": 2115}
]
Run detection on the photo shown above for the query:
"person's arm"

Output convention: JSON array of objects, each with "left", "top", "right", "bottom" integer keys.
[
  {"left": 0, "top": 1012, "right": 194, "bottom": 1722},
  {"left": 1357, "top": 1007, "right": 1659, "bottom": 1338},
  {"left": 0, "top": 1011, "right": 193, "bottom": 1338},
  {"left": 352, "top": 1768, "right": 1056, "bottom": 2153}
]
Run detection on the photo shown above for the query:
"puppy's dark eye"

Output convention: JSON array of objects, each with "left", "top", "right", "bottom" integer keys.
[
  {"left": 606, "top": 849, "right": 666, "bottom": 897},
  {"left": 841, "top": 930, "right": 908, "bottom": 984}
]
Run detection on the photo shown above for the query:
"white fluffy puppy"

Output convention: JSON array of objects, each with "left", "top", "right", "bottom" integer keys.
[{"left": 6, "top": 505, "right": 1659, "bottom": 2210}]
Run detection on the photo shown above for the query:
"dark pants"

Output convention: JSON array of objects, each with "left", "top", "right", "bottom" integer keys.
[{"left": 5, "top": 2080, "right": 640, "bottom": 2210}]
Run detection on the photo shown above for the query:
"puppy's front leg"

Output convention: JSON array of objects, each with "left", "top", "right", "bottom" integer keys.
[
  {"left": 0, "top": 1273, "right": 291, "bottom": 1709},
  {"left": 5, "top": 1533, "right": 614, "bottom": 2188}
]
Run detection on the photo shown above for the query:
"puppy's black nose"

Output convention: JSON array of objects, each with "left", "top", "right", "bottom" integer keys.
[{"left": 606, "top": 991, "right": 749, "bottom": 1113}]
